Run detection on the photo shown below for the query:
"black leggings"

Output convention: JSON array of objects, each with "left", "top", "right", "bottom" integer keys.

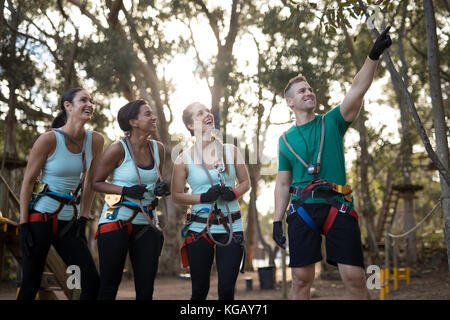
[
  {"left": 17, "top": 219, "right": 100, "bottom": 300},
  {"left": 186, "top": 231, "right": 244, "bottom": 300},
  {"left": 97, "top": 223, "right": 163, "bottom": 300}
]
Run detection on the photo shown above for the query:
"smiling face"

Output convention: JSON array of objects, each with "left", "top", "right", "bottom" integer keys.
[
  {"left": 64, "top": 89, "right": 94, "bottom": 121},
  {"left": 130, "top": 104, "right": 158, "bottom": 134},
  {"left": 285, "top": 81, "right": 316, "bottom": 113},
  {"left": 185, "top": 103, "right": 214, "bottom": 135}
]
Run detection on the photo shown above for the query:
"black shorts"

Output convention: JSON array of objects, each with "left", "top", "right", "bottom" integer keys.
[{"left": 287, "top": 203, "right": 365, "bottom": 269}]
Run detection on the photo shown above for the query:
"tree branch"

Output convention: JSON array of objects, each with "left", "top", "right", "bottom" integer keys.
[
  {"left": 223, "top": 0, "right": 240, "bottom": 52},
  {"left": 358, "top": 0, "right": 450, "bottom": 187},
  {"left": 187, "top": 20, "right": 212, "bottom": 92},
  {"left": 67, "top": 0, "right": 107, "bottom": 32},
  {"left": 190, "top": 0, "right": 221, "bottom": 48}
]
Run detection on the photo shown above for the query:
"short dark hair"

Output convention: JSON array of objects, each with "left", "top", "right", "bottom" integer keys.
[
  {"left": 51, "top": 87, "right": 85, "bottom": 128},
  {"left": 284, "top": 75, "right": 308, "bottom": 98},
  {"left": 117, "top": 99, "right": 147, "bottom": 132}
]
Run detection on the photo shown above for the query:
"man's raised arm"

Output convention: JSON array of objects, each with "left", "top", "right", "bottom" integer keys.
[{"left": 341, "top": 26, "right": 392, "bottom": 122}]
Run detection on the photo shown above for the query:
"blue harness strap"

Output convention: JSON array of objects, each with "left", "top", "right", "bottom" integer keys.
[
  {"left": 296, "top": 206, "right": 320, "bottom": 233},
  {"left": 288, "top": 204, "right": 320, "bottom": 233}
]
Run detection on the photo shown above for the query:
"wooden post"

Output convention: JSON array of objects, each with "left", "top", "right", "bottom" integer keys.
[
  {"left": 384, "top": 229, "right": 390, "bottom": 294},
  {"left": 45, "top": 246, "right": 73, "bottom": 299}
]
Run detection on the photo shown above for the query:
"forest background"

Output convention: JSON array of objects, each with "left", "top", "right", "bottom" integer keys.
[{"left": 0, "top": 0, "right": 448, "bottom": 297}]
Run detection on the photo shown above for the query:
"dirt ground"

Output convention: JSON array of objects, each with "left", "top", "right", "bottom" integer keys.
[{"left": 1, "top": 263, "right": 448, "bottom": 300}]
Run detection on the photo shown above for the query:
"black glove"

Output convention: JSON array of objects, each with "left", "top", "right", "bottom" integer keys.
[
  {"left": 272, "top": 221, "right": 286, "bottom": 250},
  {"left": 19, "top": 223, "right": 34, "bottom": 257},
  {"left": 154, "top": 181, "right": 171, "bottom": 197},
  {"left": 75, "top": 217, "right": 88, "bottom": 245},
  {"left": 369, "top": 26, "right": 392, "bottom": 60},
  {"left": 200, "top": 184, "right": 222, "bottom": 203},
  {"left": 219, "top": 186, "right": 238, "bottom": 201},
  {"left": 122, "top": 184, "right": 148, "bottom": 200}
]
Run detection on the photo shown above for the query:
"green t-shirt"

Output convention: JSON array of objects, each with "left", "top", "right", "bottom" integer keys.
[{"left": 278, "top": 105, "right": 352, "bottom": 204}]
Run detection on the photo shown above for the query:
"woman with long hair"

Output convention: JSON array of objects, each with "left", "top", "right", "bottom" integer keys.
[
  {"left": 18, "top": 87, "right": 103, "bottom": 300},
  {"left": 172, "top": 102, "right": 250, "bottom": 300},
  {"left": 92, "top": 99, "right": 169, "bottom": 300}
]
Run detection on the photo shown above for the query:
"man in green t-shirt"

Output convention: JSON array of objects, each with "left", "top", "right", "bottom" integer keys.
[{"left": 273, "top": 27, "right": 392, "bottom": 300}]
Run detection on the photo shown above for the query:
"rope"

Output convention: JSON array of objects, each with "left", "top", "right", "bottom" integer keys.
[{"left": 387, "top": 198, "right": 442, "bottom": 238}]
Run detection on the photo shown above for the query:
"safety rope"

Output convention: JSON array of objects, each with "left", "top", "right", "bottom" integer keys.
[{"left": 387, "top": 198, "right": 442, "bottom": 238}]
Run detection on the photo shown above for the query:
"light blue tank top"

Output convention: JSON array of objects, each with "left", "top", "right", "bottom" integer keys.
[
  {"left": 186, "top": 144, "right": 242, "bottom": 234},
  {"left": 98, "top": 140, "right": 160, "bottom": 225},
  {"left": 34, "top": 129, "right": 93, "bottom": 221}
]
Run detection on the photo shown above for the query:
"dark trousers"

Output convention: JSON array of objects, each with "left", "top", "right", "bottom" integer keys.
[
  {"left": 186, "top": 231, "right": 244, "bottom": 300},
  {"left": 97, "top": 224, "right": 163, "bottom": 300},
  {"left": 18, "top": 219, "right": 100, "bottom": 300}
]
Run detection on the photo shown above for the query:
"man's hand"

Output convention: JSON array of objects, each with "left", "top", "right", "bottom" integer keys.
[
  {"left": 272, "top": 221, "right": 286, "bottom": 250},
  {"left": 369, "top": 26, "right": 392, "bottom": 60}
]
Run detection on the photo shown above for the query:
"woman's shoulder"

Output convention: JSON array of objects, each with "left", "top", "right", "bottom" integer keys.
[
  {"left": 174, "top": 146, "right": 192, "bottom": 165},
  {"left": 30, "top": 130, "right": 57, "bottom": 158},
  {"left": 91, "top": 131, "right": 105, "bottom": 147},
  {"left": 36, "top": 130, "right": 57, "bottom": 146},
  {"left": 153, "top": 139, "right": 165, "bottom": 152}
]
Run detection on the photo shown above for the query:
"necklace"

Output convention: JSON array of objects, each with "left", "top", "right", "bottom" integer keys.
[
  {"left": 283, "top": 115, "right": 325, "bottom": 176},
  {"left": 294, "top": 117, "right": 318, "bottom": 165}
]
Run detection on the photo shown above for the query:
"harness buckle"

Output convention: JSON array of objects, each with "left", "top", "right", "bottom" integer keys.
[
  {"left": 339, "top": 203, "right": 347, "bottom": 213},
  {"left": 287, "top": 204, "right": 295, "bottom": 216}
]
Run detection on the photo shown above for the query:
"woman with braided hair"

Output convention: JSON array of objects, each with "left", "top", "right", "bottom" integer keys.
[
  {"left": 172, "top": 102, "right": 250, "bottom": 300},
  {"left": 92, "top": 99, "right": 169, "bottom": 300}
]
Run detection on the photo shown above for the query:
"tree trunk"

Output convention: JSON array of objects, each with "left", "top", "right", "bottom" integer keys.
[
  {"left": 423, "top": 0, "right": 450, "bottom": 297},
  {"left": 397, "top": 0, "right": 417, "bottom": 264},
  {"left": 341, "top": 20, "right": 379, "bottom": 260},
  {"left": 245, "top": 160, "right": 259, "bottom": 271}
]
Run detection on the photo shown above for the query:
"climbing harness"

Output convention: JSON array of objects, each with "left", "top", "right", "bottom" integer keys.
[
  {"left": 283, "top": 116, "right": 359, "bottom": 234},
  {"left": 180, "top": 142, "right": 245, "bottom": 273},
  {"left": 28, "top": 129, "right": 87, "bottom": 237},
  {"left": 96, "top": 136, "right": 169, "bottom": 240}
]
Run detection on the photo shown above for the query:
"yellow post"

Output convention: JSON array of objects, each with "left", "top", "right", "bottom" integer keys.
[
  {"left": 385, "top": 268, "right": 390, "bottom": 294},
  {"left": 379, "top": 268, "right": 386, "bottom": 300},
  {"left": 16, "top": 288, "right": 39, "bottom": 300},
  {"left": 393, "top": 268, "right": 399, "bottom": 290}
]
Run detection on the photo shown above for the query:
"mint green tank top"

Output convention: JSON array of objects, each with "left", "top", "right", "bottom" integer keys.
[
  {"left": 34, "top": 129, "right": 93, "bottom": 221},
  {"left": 98, "top": 140, "right": 159, "bottom": 225},
  {"left": 186, "top": 144, "right": 242, "bottom": 234}
]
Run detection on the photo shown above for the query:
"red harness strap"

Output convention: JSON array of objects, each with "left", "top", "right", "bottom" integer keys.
[
  {"left": 95, "top": 220, "right": 133, "bottom": 239},
  {"left": 95, "top": 205, "right": 150, "bottom": 239},
  {"left": 322, "top": 203, "right": 359, "bottom": 235},
  {"left": 180, "top": 232, "right": 214, "bottom": 268},
  {"left": 28, "top": 202, "right": 65, "bottom": 236}
]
